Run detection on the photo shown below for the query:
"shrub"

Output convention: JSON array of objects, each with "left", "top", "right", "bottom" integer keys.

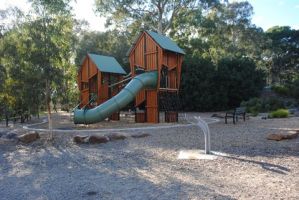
[
  {"left": 180, "top": 56, "right": 265, "bottom": 111},
  {"left": 272, "top": 84, "right": 289, "bottom": 96},
  {"left": 241, "top": 97, "right": 285, "bottom": 114},
  {"left": 269, "top": 109, "right": 289, "bottom": 118}
]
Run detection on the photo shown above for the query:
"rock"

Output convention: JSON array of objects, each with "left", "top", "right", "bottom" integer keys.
[
  {"left": 88, "top": 135, "right": 109, "bottom": 144},
  {"left": 283, "top": 131, "right": 298, "bottom": 139},
  {"left": 131, "top": 133, "right": 151, "bottom": 138},
  {"left": 106, "top": 133, "right": 126, "bottom": 141},
  {"left": 267, "top": 134, "right": 284, "bottom": 141},
  {"left": 18, "top": 131, "right": 40, "bottom": 143},
  {"left": 267, "top": 132, "right": 299, "bottom": 141},
  {"left": 73, "top": 135, "right": 89, "bottom": 144}
]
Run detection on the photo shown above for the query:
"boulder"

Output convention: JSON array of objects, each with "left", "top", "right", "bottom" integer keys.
[
  {"left": 88, "top": 135, "right": 109, "bottom": 144},
  {"left": 73, "top": 135, "right": 89, "bottom": 144},
  {"left": 267, "top": 134, "right": 284, "bottom": 141},
  {"left": 106, "top": 133, "right": 126, "bottom": 141},
  {"left": 18, "top": 131, "right": 40, "bottom": 143},
  {"left": 283, "top": 131, "right": 298, "bottom": 139},
  {"left": 131, "top": 133, "right": 151, "bottom": 138},
  {"left": 267, "top": 132, "right": 299, "bottom": 141}
]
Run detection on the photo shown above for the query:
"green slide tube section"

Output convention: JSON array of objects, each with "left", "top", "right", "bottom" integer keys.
[{"left": 74, "top": 71, "right": 158, "bottom": 124}]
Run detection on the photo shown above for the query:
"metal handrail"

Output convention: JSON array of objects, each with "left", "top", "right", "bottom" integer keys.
[
  {"left": 108, "top": 76, "right": 132, "bottom": 88},
  {"left": 194, "top": 116, "right": 211, "bottom": 154}
]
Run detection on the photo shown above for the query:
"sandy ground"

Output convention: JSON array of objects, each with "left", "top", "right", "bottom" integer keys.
[{"left": 0, "top": 112, "right": 298, "bottom": 200}]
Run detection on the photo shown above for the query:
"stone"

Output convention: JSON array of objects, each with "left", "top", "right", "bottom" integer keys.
[
  {"left": 131, "top": 133, "right": 151, "bottom": 138},
  {"left": 267, "top": 132, "right": 299, "bottom": 141},
  {"left": 18, "top": 131, "right": 40, "bottom": 143},
  {"left": 88, "top": 135, "right": 109, "bottom": 144},
  {"left": 73, "top": 135, "right": 89, "bottom": 144},
  {"left": 283, "top": 131, "right": 298, "bottom": 139},
  {"left": 267, "top": 134, "right": 284, "bottom": 141},
  {"left": 106, "top": 133, "right": 126, "bottom": 141}
]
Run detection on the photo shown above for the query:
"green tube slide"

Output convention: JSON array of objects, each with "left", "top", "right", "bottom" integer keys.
[{"left": 74, "top": 71, "right": 158, "bottom": 124}]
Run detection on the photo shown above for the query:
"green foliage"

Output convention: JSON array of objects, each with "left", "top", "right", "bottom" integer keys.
[
  {"left": 75, "top": 30, "right": 130, "bottom": 71},
  {"left": 181, "top": 56, "right": 265, "bottom": 111},
  {"left": 288, "top": 79, "right": 299, "bottom": 101},
  {"left": 241, "top": 97, "right": 285, "bottom": 114},
  {"left": 271, "top": 84, "right": 290, "bottom": 96},
  {"left": 0, "top": 0, "right": 77, "bottom": 120},
  {"left": 269, "top": 109, "right": 289, "bottom": 118},
  {"left": 94, "top": 0, "right": 219, "bottom": 33},
  {"left": 266, "top": 26, "right": 299, "bottom": 82}
]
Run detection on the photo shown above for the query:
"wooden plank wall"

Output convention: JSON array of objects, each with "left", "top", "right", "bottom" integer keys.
[
  {"left": 99, "top": 73, "right": 109, "bottom": 104},
  {"left": 128, "top": 31, "right": 184, "bottom": 123},
  {"left": 79, "top": 56, "right": 99, "bottom": 107}
]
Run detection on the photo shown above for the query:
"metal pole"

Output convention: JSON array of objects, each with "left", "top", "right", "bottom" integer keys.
[{"left": 194, "top": 116, "right": 211, "bottom": 154}]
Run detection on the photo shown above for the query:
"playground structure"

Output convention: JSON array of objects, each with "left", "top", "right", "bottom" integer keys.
[
  {"left": 74, "top": 31, "right": 185, "bottom": 124},
  {"left": 77, "top": 54, "right": 126, "bottom": 120}
]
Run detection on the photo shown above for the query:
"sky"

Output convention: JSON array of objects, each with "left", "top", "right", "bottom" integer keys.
[
  {"left": 245, "top": 0, "right": 299, "bottom": 30},
  {"left": 1, "top": 0, "right": 299, "bottom": 31},
  {"left": 2, "top": 0, "right": 107, "bottom": 31}
]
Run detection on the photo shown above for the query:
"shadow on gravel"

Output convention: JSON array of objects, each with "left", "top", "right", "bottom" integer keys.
[
  {"left": 0, "top": 142, "right": 236, "bottom": 200},
  {"left": 224, "top": 156, "right": 290, "bottom": 175}
]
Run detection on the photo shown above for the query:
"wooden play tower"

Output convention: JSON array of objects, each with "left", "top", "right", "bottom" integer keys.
[
  {"left": 127, "top": 30, "right": 185, "bottom": 123},
  {"left": 77, "top": 53, "right": 126, "bottom": 120}
]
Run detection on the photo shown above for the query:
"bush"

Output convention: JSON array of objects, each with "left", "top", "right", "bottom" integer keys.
[
  {"left": 180, "top": 56, "right": 265, "bottom": 111},
  {"left": 269, "top": 109, "right": 289, "bottom": 118},
  {"left": 241, "top": 97, "right": 285, "bottom": 114},
  {"left": 272, "top": 84, "right": 290, "bottom": 96}
]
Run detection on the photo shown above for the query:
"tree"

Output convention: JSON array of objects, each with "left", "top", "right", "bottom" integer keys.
[
  {"left": 180, "top": 2, "right": 266, "bottom": 64},
  {"left": 266, "top": 26, "right": 299, "bottom": 83},
  {"left": 180, "top": 56, "right": 265, "bottom": 111},
  {"left": 95, "top": 0, "right": 219, "bottom": 34},
  {"left": 75, "top": 30, "right": 130, "bottom": 70},
  {"left": 0, "top": 0, "right": 76, "bottom": 134},
  {"left": 27, "top": 0, "right": 75, "bottom": 136}
]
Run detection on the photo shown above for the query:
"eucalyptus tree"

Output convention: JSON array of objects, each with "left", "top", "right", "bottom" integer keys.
[
  {"left": 95, "top": 0, "right": 220, "bottom": 34},
  {"left": 266, "top": 26, "right": 299, "bottom": 83},
  {"left": 25, "top": 0, "right": 75, "bottom": 132}
]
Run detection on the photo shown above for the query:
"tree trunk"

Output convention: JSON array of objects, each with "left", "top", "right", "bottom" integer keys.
[
  {"left": 5, "top": 115, "right": 8, "bottom": 127},
  {"left": 46, "top": 79, "right": 53, "bottom": 139},
  {"left": 157, "top": 3, "right": 163, "bottom": 34}
]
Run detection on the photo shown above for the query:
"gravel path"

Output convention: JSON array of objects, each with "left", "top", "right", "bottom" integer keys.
[{"left": 0, "top": 113, "right": 298, "bottom": 200}]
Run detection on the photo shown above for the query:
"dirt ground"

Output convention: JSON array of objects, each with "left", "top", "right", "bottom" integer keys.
[{"left": 0, "top": 112, "right": 298, "bottom": 200}]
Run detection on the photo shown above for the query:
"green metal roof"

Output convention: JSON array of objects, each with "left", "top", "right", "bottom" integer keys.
[
  {"left": 146, "top": 31, "right": 185, "bottom": 55},
  {"left": 88, "top": 53, "right": 126, "bottom": 75}
]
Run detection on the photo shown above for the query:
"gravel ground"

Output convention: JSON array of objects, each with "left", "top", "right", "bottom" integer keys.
[{"left": 0, "top": 113, "right": 298, "bottom": 200}]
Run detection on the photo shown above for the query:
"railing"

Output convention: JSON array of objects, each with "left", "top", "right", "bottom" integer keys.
[
  {"left": 194, "top": 116, "right": 211, "bottom": 154},
  {"left": 108, "top": 76, "right": 132, "bottom": 88}
]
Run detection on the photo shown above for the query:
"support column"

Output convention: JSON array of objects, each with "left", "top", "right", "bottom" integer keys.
[{"left": 146, "top": 90, "right": 159, "bottom": 123}]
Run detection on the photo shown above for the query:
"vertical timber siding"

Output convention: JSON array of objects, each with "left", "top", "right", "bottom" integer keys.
[{"left": 128, "top": 31, "right": 184, "bottom": 123}]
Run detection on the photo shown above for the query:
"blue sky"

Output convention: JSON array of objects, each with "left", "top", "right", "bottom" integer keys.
[
  {"left": 2, "top": 0, "right": 299, "bottom": 31},
  {"left": 245, "top": 0, "right": 299, "bottom": 30}
]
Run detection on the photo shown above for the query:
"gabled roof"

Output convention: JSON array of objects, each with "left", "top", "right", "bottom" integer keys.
[
  {"left": 146, "top": 31, "right": 185, "bottom": 55},
  {"left": 126, "top": 31, "right": 185, "bottom": 56},
  {"left": 87, "top": 53, "right": 126, "bottom": 75}
]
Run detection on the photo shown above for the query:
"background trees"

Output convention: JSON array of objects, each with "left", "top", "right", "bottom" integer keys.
[{"left": 94, "top": 0, "right": 219, "bottom": 34}]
